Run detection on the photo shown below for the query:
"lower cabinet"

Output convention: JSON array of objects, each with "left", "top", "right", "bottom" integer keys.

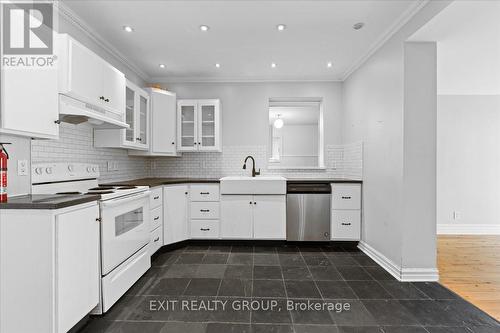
[
  {"left": 0, "top": 203, "right": 100, "bottom": 333},
  {"left": 163, "top": 185, "right": 189, "bottom": 245},
  {"left": 220, "top": 195, "right": 286, "bottom": 239},
  {"left": 330, "top": 184, "right": 362, "bottom": 241}
]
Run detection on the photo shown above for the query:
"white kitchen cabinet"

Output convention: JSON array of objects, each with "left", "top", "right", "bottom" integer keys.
[
  {"left": 94, "top": 80, "right": 149, "bottom": 150},
  {"left": 0, "top": 203, "right": 100, "bottom": 333},
  {"left": 253, "top": 195, "right": 286, "bottom": 239},
  {"left": 220, "top": 195, "right": 253, "bottom": 239},
  {"left": 129, "top": 88, "right": 179, "bottom": 156},
  {"left": 0, "top": 59, "right": 59, "bottom": 139},
  {"left": 331, "top": 184, "right": 362, "bottom": 241},
  {"left": 177, "top": 99, "right": 221, "bottom": 152},
  {"left": 220, "top": 194, "right": 285, "bottom": 239},
  {"left": 57, "top": 34, "right": 125, "bottom": 117},
  {"left": 163, "top": 185, "right": 189, "bottom": 245}
]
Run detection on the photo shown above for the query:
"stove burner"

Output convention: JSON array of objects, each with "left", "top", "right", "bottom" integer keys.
[
  {"left": 89, "top": 186, "right": 114, "bottom": 191},
  {"left": 85, "top": 191, "right": 114, "bottom": 195},
  {"left": 56, "top": 191, "right": 82, "bottom": 195},
  {"left": 117, "top": 186, "right": 137, "bottom": 190}
]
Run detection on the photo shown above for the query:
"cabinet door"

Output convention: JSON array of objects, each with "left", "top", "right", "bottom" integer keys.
[
  {"left": 67, "top": 38, "right": 103, "bottom": 105},
  {"left": 124, "top": 86, "right": 137, "bottom": 146},
  {"left": 253, "top": 195, "right": 286, "bottom": 239},
  {"left": 177, "top": 100, "right": 198, "bottom": 151},
  {"left": 163, "top": 185, "right": 189, "bottom": 245},
  {"left": 1, "top": 66, "right": 59, "bottom": 138},
  {"left": 197, "top": 100, "right": 220, "bottom": 151},
  {"left": 56, "top": 204, "right": 100, "bottom": 333},
  {"left": 331, "top": 210, "right": 361, "bottom": 241},
  {"left": 101, "top": 61, "right": 126, "bottom": 114},
  {"left": 220, "top": 195, "right": 253, "bottom": 239},
  {"left": 151, "top": 89, "right": 177, "bottom": 154},
  {"left": 136, "top": 91, "right": 149, "bottom": 148}
]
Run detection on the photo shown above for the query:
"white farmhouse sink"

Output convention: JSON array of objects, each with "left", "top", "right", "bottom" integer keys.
[{"left": 220, "top": 176, "right": 286, "bottom": 195}]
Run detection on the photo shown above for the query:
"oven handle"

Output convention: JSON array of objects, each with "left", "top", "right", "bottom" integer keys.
[{"left": 100, "top": 191, "right": 151, "bottom": 208}]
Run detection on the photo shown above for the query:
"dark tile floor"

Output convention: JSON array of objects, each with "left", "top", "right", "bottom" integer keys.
[{"left": 80, "top": 243, "right": 500, "bottom": 333}]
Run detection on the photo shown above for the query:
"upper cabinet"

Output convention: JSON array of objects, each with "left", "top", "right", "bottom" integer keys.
[
  {"left": 57, "top": 34, "right": 125, "bottom": 117},
  {"left": 129, "top": 88, "right": 179, "bottom": 156},
  {"left": 177, "top": 99, "right": 221, "bottom": 152},
  {"left": 0, "top": 44, "right": 59, "bottom": 139},
  {"left": 94, "top": 80, "right": 149, "bottom": 150}
]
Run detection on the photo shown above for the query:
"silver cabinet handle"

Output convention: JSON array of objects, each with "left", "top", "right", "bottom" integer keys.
[
  {"left": 200, "top": 192, "right": 210, "bottom": 195},
  {"left": 154, "top": 196, "right": 160, "bottom": 200},
  {"left": 154, "top": 216, "right": 160, "bottom": 221},
  {"left": 341, "top": 196, "right": 352, "bottom": 199},
  {"left": 341, "top": 222, "right": 352, "bottom": 226},
  {"left": 153, "top": 237, "right": 160, "bottom": 242},
  {"left": 200, "top": 209, "right": 210, "bottom": 212},
  {"left": 200, "top": 228, "right": 210, "bottom": 231}
]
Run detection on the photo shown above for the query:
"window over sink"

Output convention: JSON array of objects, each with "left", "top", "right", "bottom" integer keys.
[{"left": 267, "top": 98, "right": 325, "bottom": 169}]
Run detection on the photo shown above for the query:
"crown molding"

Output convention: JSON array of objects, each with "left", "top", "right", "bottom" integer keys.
[
  {"left": 341, "top": 0, "right": 430, "bottom": 81},
  {"left": 54, "top": 1, "right": 150, "bottom": 82},
  {"left": 150, "top": 76, "right": 343, "bottom": 84}
]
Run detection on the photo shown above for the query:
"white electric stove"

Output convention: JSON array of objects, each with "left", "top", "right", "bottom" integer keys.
[{"left": 32, "top": 163, "right": 151, "bottom": 314}]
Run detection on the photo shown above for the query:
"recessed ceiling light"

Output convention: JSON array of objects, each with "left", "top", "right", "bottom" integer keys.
[
  {"left": 353, "top": 22, "right": 365, "bottom": 30},
  {"left": 215, "top": 63, "right": 221, "bottom": 68},
  {"left": 276, "top": 24, "right": 286, "bottom": 31},
  {"left": 159, "top": 64, "right": 166, "bottom": 69},
  {"left": 123, "top": 26, "right": 134, "bottom": 33},
  {"left": 327, "top": 62, "right": 333, "bottom": 68},
  {"left": 271, "top": 63, "right": 277, "bottom": 68},
  {"left": 200, "top": 25, "right": 210, "bottom": 31}
]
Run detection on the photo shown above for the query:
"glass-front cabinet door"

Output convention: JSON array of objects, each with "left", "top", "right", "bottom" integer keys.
[
  {"left": 137, "top": 92, "right": 149, "bottom": 148},
  {"left": 124, "top": 86, "right": 136, "bottom": 145},
  {"left": 177, "top": 101, "right": 197, "bottom": 151},
  {"left": 198, "top": 100, "right": 220, "bottom": 151}
]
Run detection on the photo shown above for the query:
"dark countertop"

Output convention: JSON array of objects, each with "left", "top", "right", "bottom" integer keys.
[
  {"left": 102, "top": 178, "right": 221, "bottom": 188},
  {"left": 0, "top": 194, "right": 100, "bottom": 210},
  {"left": 286, "top": 178, "right": 362, "bottom": 184},
  {"left": 103, "top": 177, "right": 362, "bottom": 188}
]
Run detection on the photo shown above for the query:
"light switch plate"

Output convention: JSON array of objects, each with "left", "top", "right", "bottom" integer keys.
[{"left": 17, "top": 160, "right": 28, "bottom": 176}]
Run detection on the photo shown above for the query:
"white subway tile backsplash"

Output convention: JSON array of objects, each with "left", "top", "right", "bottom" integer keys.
[
  {"left": 31, "top": 123, "right": 150, "bottom": 182},
  {"left": 32, "top": 123, "right": 362, "bottom": 182}
]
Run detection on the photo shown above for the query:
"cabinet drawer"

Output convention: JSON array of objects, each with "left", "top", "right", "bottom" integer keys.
[
  {"left": 190, "top": 184, "right": 220, "bottom": 201},
  {"left": 149, "top": 227, "right": 163, "bottom": 255},
  {"left": 190, "top": 202, "right": 220, "bottom": 219},
  {"left": 190, "top": 220, "right": 220, "bottom": 238},
  {"left": 150, "top": 187, "right": 163, "bottom": 209},
  {"left": 331, "top": 210, "right": 361, "bottom": 240},
  {"left": 150, "top": 206, "right": 162, "bottom": 231},
  {"left": 331, "top": 184, "right": 361, "bottom": 210}
]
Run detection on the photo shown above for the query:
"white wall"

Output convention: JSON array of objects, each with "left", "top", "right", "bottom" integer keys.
[
  {"left": 0, "top": 134, "right": 31, "bottom": 196},
  {"left": 342, "top": 1, "right": 449, "bottom": 277},
  {"left": 437, "top": 95, "right": 500, "bottom": 232},
  {"left": 162, "top": 82, "right": 342, "bottom": 147}
]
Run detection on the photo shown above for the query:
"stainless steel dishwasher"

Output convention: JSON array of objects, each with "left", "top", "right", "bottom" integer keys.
[{"left": 286, "top": 182, "right": 331, "bottom": 241}]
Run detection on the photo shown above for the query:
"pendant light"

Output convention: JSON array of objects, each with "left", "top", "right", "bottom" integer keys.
[{"left": 274, "top": 114, "right": 284, "bottom": 129}]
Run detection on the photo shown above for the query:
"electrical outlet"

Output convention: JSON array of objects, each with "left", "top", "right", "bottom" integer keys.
[
  {"left": 17, "top": 160, "right": 28, "bottom": 176},
  {"left": 453, "top": 211, "right": 461, "bottom": 220}
]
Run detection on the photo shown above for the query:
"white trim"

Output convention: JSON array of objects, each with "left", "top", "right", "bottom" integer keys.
[
  {"left": 55, "top": 1, "right": 150, "bottom": 82},
  {"left": 150, "top": 76, "right": 343, "bottom": 84},
  {"left": 341, "top": 0, "right": 430, "bottom": 81},
  {"left": 358, "top": 241, "right": 439, "bottom": 282},
  {"left": 437, "top": 224, "right": 500, "bottom": 235}
]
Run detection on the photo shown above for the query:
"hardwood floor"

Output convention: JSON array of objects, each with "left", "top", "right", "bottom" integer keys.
[{"left": 438, "top": 235, "right": 500, "bottom": 321}]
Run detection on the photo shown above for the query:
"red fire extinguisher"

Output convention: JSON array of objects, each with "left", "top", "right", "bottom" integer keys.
[{"left": 0, "top": 143, "right": 11, "bottom": 203}]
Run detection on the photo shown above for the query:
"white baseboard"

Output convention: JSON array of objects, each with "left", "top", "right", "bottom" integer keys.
[
  {"left": 437, "top": 224, "right": 500, "bottom": 235},
  {"left": 358, "top": 241, "right": 439, "bottom": 282}
]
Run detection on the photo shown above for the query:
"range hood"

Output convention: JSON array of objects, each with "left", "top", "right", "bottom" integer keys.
[{"left": 59, "top": 94, "right": 130, "bottom": 129}]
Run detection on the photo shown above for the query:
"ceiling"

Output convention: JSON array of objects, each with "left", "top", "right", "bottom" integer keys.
[
  {"left": 410, "top": 0, "right": 500, "bottom": 95},
  {"left": 61, "top": 0, "right": 422, "bottom": 82}
]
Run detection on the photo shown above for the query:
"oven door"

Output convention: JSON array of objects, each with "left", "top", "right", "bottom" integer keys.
[{"left": 100, "top": 191, "right": 150, "bottom": 275}]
